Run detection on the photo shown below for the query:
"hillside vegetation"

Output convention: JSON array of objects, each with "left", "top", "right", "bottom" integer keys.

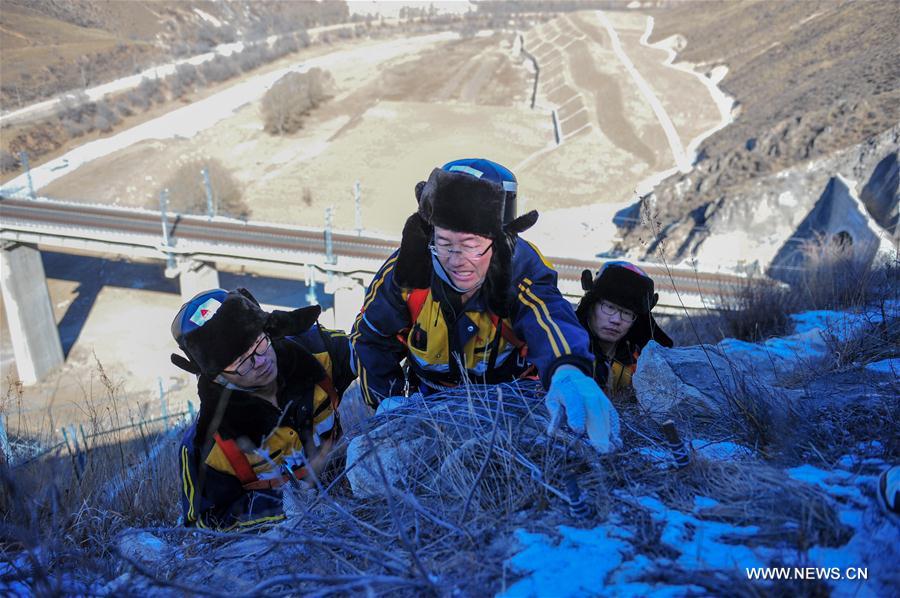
[
  {"left": 617, "top": 0, "right": 900, "bottom": 257},
  {"left": 0, "top": 0, "right": 350, "bottom": 109}
]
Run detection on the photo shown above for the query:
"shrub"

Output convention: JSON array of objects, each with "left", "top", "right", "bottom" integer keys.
[
  {"left": 62, "top": 118, "right": 87, "bottom": 137},
  {"left": 0, "top": 150, "right": 19, "bottom": 172},
  {"left": 271, "top": 36, "right": 299, "bottom": 58},
  {"left": 199, "top": 55, "right": 240, "bottom": 84},
  {"left": 55, "top": 92, "right": 90, "bottom": 123},
  {"left": 115, "top": 100, "right": 133, "bottom": 117},
  {"left": 161, "top": 158, "right": 247, "bottom": 219},
  {"left": 718, "top": 240, "right": 898, "bottom": 342},
  {"left": 136, "top": 77, "right": 164, "bottom": 105},
  {"left": 237, "top": 44, "right": 267, "bottom": 72},
  {"left": 261, "top": 68, "right": 334, "bottom": 135},
  {"left": 93, "top": 101, "right": 119, "bottom": 132},
  {"left": 173, "top": 63, "right": 199, "bottom": 88},
  {"left": 793, "top": 233, "right": 887, "bottom": 310},
  {"left": 0, "top": 360, "right": 183, "bottom": 576},
  {"left": 718, "top": 276, "right": 797, "bottom": 341}
]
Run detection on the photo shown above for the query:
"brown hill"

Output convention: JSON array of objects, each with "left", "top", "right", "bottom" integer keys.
[
  {"left": 617, "top": 0, "right": 900, "bottom": 258},
  {"left": 0, "top": 0, "right": 350, "bottom": 109}
]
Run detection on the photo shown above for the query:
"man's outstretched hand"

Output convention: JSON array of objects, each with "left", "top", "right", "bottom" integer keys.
[{"left": 545, "top": 365, "right": 622, "bottom": 454}]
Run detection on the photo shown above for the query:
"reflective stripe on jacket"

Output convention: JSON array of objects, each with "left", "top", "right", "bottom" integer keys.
[{"left": 351, "top": 238, "right": 593, "bottom": 407}]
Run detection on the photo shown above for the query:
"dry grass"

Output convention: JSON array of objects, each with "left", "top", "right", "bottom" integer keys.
[
  {"left": 1, "top": 361, "right": 184, "bottom": 591},
  {"left": 718, "top": 276, "right": 796, "bottom": 342},
  {"left": 714, "top": 239, "right": 899, "bottom": 342},
  {"left": 4, "top": 268, "right": 897, "bottom": 593},
  {"left": 0, "top": 381, "right": 870, "bottom": 594}
]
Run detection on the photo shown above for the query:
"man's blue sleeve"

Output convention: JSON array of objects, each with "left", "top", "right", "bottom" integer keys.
[
  {"left": 349, "top": 252, "right": 411, "bottom": 408},
  {"left": 509, "top": 239, "right": 593, "bottom": 388}
]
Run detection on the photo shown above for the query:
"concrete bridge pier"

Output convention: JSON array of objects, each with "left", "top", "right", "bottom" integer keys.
[
  {"left": 325, "top": 277, "right": 365, "bottom": 331},
  {"left": 178, "top": 259, "right": 220, "bottom": 300},
  {"left": 0, "top": 242, "right": 64, "bottom": 385}
]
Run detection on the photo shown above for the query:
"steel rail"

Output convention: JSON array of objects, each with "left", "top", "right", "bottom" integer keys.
[{"left": 1, "top": 196, "right": 744, "bottom": 295}]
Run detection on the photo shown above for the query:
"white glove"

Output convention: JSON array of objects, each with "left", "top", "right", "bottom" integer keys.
[
  {"left": 545, "top": 366, "right": 622, "bottom": 454},
  {"left": 375, "top": 393, "right": 422, "bottom": 416}
]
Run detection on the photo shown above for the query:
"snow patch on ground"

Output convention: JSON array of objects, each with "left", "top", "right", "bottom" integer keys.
[
  {"left": 505, "top": 439, "right": 896, "bottom": 595},
  {"left": 866, "top": 358, "right": 899, "bottom": 374},
  {"left": 500, "top": 525, "right": 632, "bottom": 597}
]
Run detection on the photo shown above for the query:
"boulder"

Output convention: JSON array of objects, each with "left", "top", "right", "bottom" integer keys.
[
  {"left": 345, "top": 420, "right": 437, "bottom": 499},
  {"left": 632, "top": 339, "right": 811, "bottom": 422},
  {"left": 117, "top": 530, "right": 168, "bottom": 564}
]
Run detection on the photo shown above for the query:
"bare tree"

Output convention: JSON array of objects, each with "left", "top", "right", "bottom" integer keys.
[
  {"left": 162, "top": 158, "right": 248, "bottom": 219},
  {"left": 261, "top": 68, "right": 334, "bottom": 135},
  {"left": 0, "top": 150, "right": 19, "bottom": 173}
]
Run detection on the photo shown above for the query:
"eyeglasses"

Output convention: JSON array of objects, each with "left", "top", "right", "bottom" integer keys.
[
  {"left": 222, "top": 334, "right": 271, "bottom": 376},
  {"left": 598, "top": 301, "right": 637, "bottom": 323},
  {"left": 428, "top": 242, "right": 493, "bottom": 260}
]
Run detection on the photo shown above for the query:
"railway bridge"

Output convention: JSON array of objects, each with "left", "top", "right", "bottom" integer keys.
[{"left": 1, "top": 196, "right": 740, "bottom": 384}]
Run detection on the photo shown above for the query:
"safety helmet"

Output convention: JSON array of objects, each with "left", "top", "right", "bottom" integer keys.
[
  {"left": 441, "top": 158, "right": 518, "bottom": 224},
  {"left": 171, "top": 288, "right": 231, "bottom": 351}
]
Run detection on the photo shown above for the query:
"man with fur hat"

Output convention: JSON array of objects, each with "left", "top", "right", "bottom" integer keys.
[
  {"left": 576, "top": 261, "right": 674, "bottom": 393},
  {"left": 351, "top": 158, "right": 621, "bottom": 453},
  {"left": 172, "top": 288, "right": 355, "bottom": 530}
]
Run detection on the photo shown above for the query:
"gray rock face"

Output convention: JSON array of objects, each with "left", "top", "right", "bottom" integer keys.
[
  {"left": 619, "top": 125, "right": 899, "bottom": 275},
  {"left": 632, "top": 327, "right": 832, "bottom": 422}
]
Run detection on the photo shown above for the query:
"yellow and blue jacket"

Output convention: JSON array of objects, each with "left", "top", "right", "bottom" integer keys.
[
  {"left": 351, "top": 238, "right": 593, "bottom": 407},
  {"left": 179, "top": 325, "right": 354, "bottom": 531}
]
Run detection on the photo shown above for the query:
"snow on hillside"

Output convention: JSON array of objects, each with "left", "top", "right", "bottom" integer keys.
[{"left": 2, "top": 302, "right": 896, "bottom": 595}]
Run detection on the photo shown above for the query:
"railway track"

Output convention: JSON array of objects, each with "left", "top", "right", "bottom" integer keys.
[{"left": 0, "top": 196, "right": 743, "bottom": 296}]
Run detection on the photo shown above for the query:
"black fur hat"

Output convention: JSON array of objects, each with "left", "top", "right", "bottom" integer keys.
[
  {"left": 575, "top": 263, "right": 673, "bottom": 349},
  {"left": 416, "top": 167, "right": 537, "bottom": 239},
  {"left": 171, "top": 288, "right": 321, "bottom": 376},
  {"left": 394, "top": 167, "right": 538, "bottom": 316},
  {"left": 579, "top": 262, "right": 658, "bottom": 316}
]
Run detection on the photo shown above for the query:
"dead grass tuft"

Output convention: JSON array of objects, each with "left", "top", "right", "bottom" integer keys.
[
  {"left": 716, "top": 241, "right": 898, "bottom": 343},
  {"left": 1, "top": 361, "right": 185, "bottom": 590},
  {"left": 719, "top": 276, "right": 796, "bottom": 341}
]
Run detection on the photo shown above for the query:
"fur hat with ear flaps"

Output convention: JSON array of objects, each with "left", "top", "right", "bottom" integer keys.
[
  {"left": 394, "top": 167, "right": 539, "bottom": 317},
  {"left": 575, "top": 263, "right": 673, "bottom": 350},
  {"left": 171, "top": 288, "right": 322, "bottom": 377}
]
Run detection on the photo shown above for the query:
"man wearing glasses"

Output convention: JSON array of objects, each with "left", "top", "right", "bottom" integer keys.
[
  {"left": 576, "top": 262, "right": 673, "bottom": 393},
  {"left": 170, "top": 288, "right": 354, "bottom": 530},
  {"left": 351, "top": 159, "right": 621, "bottom": 454}
]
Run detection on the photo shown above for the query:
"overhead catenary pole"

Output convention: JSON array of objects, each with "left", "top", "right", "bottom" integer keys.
[
  {"left": 305, "top": 264, "right": 318, "bottom": 306},
  {"left": 202, "top": 167, "right": 215, "bottom": 219},
  {"left": 159, "top": 188, "right": 175, "bottom": 270},
  {"left": 324, "top": 206, "right": 336, "bottom": 265},
  {"left": 354, "top": 180, "right": 362, "bottom": 236},
  {"left": 19, "top": 152, "right": 35, "bottom": 200}
]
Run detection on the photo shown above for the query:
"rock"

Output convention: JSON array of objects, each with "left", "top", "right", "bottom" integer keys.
[
  {"left": 117, "top": 530, "right": 168, "bottom": 564},
  {"left": 345, "top": 423, "right": 436, "bottom": 499},
  {"left": 617, "top": 124, "right": 899, "bottom": 273},
  {"left": 633, "top": 339, "right": 809, "bottom": 422}
]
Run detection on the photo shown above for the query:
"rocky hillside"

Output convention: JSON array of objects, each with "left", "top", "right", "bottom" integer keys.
[
  {"left": 0, "top": 0, "right": 350, "bottom": 109},
  {"left": 616, "top": 0, "right": 900, "bottom": 268}
]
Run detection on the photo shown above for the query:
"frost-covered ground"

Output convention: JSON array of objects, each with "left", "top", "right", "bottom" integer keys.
[
  {"left": 502, "top": 306, "right": 899, "bottom": 597},
  {"left": 503, "top": 448, "right": 896, "bottom": 597},
  {"left": 2, "top": 303, "right": 896, "bottom": 596}
]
